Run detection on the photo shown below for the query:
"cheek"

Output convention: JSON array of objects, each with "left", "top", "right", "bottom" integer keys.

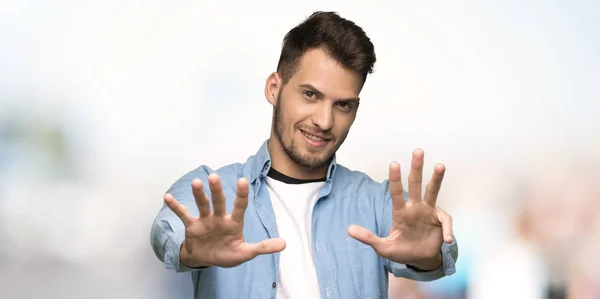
[
  {"left": 287, "top": 106, "right": 314, "bottom": 125},
  {"left": 333, "top": 114, "right": 355, "bottom": 133}
]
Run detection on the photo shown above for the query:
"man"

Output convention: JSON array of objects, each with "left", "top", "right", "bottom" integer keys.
[{"left": 151, "top": 11, "right": 458, "bottom": 299}]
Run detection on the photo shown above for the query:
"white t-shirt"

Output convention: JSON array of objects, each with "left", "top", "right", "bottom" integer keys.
[{"left": 265, "top": 169, "right": 325, "bottom": 299}]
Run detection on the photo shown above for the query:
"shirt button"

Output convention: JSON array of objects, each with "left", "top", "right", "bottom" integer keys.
[{"left": 272, "top": 282, "right": 276, "bottom": 288}]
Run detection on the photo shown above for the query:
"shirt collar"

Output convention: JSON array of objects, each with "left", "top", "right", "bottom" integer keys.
[{"left": 248, "top": 139, "right": 338, "bottom": 183}]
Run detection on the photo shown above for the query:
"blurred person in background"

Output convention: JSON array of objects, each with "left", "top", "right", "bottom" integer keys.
[
  {"left": 151, "top": 11, "right": 458, "bottom": 299},
  {"left": 468, "top": 159, "right": 600, "bottom": 299}
]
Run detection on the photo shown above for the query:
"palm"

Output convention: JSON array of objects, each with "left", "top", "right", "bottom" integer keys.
[
  {"left": 183, "top": 215, "right": 247, "bottom": 268},
  {"left": 165, "top": 174, "right": 286, "bottom": 268},
  {"left": 384, "top": 200, "right": 443, "bottom": 263},
  {"left": 349, "top": 149, "right": 451, "bottom": 267}
]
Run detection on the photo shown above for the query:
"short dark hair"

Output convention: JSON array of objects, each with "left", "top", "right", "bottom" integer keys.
[{"left": 276, "top": 11, "right": 376, "bottom": 87}]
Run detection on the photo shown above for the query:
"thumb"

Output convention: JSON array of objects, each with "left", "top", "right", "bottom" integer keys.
[
  {"left": 348, "top": 225, "right": 384, "bottom": 250},
  {"left": 247, "top": 238, "right": 287, "bottom": 257},
  {"left": 436, "top": 208, "right": 454, "bottom": 243}
]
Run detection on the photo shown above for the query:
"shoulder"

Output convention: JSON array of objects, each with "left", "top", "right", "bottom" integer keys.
[
  {"left": 167, "top": 162, "right": 245, "bottom": 193},
  {"left": 333, "top": 164, "right": 388, "bottom": 195}
]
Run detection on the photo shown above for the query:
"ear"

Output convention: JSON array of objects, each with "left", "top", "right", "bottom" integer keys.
[{"left": 264, "top": 72, "right": 282, "bottom": 106}]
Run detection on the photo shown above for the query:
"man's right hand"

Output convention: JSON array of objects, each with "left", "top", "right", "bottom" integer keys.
[{"left": 164, "top": 173, "right": 286, "bottom": 268}]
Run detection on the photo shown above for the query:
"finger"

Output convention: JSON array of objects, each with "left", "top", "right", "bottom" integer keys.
[
  {"left": 388, "top": 161, "right": 405, "bottom": 210},
  {"left": 208, "top": 173, "right": 227, "bottom": 216},
  {"left": 424, "top": 163, "right": 446, "bottom": 207},
  {"left": 408, "top": 149, "right": 424, "bottom": 202},
  {"left": 347, "top": 224, "right": 385, "bottom": 250},
  {"left": 191, "top": 179, "right": 210, "bottom": 218},
  {"left": 164, "top": 193, "right": 195, "bottom": 226},
  {"left": 437, "top": 207, "right": 454, "bottom": 243},
  {"left": 246, "top": 238, "right": 287, "bottom": 257},
  {"left": 231, "top": 177, "right": 249, "bottom": 223}
]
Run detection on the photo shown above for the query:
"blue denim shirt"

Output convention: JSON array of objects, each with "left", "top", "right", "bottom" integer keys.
[{"left": 151, "top": 140, "right": 458, "bottom": 299}]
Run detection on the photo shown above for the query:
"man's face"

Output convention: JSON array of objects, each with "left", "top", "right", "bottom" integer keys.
[{"left": 272, "top": 48, "right": 363, "bottom": 169}]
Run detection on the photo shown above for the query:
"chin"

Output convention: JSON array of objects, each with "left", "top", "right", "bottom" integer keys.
[
  {"left": 302, "top": 142, "right": 330, "bottom": 155},
  {"left": 303, "top": 149, "right": 334, "bottom": 167}
]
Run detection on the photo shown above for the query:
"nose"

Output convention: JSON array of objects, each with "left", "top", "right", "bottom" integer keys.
[{"left": 311, "top": 102, "right": 333, "bottom": 131}]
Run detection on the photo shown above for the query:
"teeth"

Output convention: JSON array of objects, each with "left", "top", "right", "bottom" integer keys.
[{"left": 303, "top": 131, "right": 324, "bottom": 141}]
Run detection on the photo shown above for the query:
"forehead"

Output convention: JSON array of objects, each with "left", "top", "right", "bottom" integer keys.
[{"left": 288, "top": 48, "right": 363, "bottom": 98}]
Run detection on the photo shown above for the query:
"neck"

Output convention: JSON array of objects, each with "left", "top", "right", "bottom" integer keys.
[{"left": 267, "top": 136, "right": 329, "bottom": 180}]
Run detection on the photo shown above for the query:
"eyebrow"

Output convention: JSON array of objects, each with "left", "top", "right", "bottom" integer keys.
[{"left": 298, "top": 83, "right": 360, "bottom": 103}]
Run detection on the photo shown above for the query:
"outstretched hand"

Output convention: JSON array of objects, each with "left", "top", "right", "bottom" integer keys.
[
  {"left": 348, "top": 149, "right": 453, "bottom": 270},
  {"left": 165, "top": 174, "right": 286, "bottom": 268}
]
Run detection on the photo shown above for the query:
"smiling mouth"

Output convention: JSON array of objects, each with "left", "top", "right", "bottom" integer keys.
[{"left": 300, "top": 129, "right": 330, "bottom": 142}]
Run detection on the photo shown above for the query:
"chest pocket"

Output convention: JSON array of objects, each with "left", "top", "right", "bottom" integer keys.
[{"left": 345, "top": 236, "right": 385, "bottom": 299}]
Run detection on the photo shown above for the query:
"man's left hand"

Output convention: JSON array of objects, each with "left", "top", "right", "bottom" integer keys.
[{"left": 348, "top": 149, "right": 454, "bottom": 271}]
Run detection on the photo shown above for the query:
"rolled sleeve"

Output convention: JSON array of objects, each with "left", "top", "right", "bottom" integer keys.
[
  {"left": 150, "top": 218, "right": 191, "bottom": 272},
  {"left": 387, "top": 238, "right": 459, "bottom": 281}
]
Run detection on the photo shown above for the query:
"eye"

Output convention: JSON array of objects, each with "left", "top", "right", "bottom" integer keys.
[
  {"left": 335, "top": 101, "right": 353, "bottom": 112},
  {"left": 302, "top": 90, "right": 318, "bottom": 100}
]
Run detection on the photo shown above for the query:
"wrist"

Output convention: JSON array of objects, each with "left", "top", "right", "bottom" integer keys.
[
  {"left": 408, "top": 252, "right": 442, "bottom": 271},
  {"left": 180, "top": 240, "right": 210, "bottom": 268}
]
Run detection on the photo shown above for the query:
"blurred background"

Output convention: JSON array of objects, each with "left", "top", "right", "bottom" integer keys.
[{"left": 1, "top": 0, "right": 599, "bottom": 298}]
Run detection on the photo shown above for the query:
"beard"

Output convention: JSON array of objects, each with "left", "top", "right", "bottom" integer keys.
[{"left": 273, "top": 91, "right": 348, "bottom": 169}]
